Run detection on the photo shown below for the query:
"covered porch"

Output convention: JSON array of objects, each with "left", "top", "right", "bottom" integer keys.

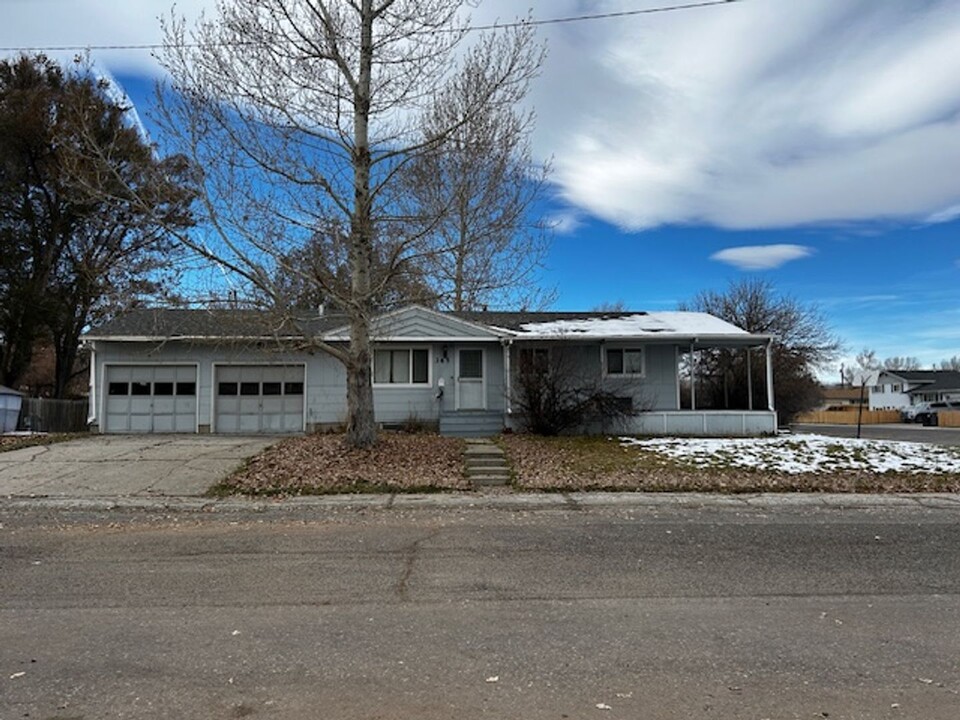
[{"left": 498, "top": 333, "right": 778, "bottom": 437}]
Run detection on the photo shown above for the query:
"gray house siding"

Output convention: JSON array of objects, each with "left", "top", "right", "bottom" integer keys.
[
  {"left": 507, "top": 342, "right": 679, "bottom": 413},
  {"left": 92, "top": 339, "right": 508, "bottom": 433},
  {"left": 87, "top": 306, "right": 776, "bottom": 437}
]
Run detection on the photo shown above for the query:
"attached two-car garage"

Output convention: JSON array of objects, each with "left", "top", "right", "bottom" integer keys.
[{"left": 103, "top": 364, "right": 305, "bottom": 434}]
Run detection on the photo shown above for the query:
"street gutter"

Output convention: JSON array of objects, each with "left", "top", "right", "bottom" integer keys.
[{"left": 3, "top": 491, "right": 960, "bottom": 514}]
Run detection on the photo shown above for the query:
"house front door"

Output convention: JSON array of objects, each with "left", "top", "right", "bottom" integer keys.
[{"left": 457, "top": 349, "right": 485, "bottom": 410}]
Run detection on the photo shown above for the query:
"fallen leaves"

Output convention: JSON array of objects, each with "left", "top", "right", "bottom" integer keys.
[{"left": 216, "top": 431, "right": 468, "bottom": 496}]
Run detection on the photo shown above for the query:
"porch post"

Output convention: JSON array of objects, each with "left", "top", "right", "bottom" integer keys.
[
  {"left": 765, "top": 340, "right": 775, "bottom": 412},
  {"left": 690, "top": 341, "right": 697, "bottom": 411},
  {"left": 502, "top": 340, "right": 512, "bottom": 415},
  {"left": 746, "top": 347, "right": 753, "bottom": 411}
]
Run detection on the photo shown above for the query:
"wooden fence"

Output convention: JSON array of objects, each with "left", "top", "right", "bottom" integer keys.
[
  {"left": 939, "top": 411, "right": 960, "bottom": 428},
  {"left": 794, "top": 408, "right": 902, "bottom": 425},
  {"left": 17, "top": 398, "right": 89, "bottom": 433}
]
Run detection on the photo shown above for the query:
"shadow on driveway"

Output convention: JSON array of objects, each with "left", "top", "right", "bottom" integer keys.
[{"left": 0, "top": 435, "right": 278, "bottom": 498}]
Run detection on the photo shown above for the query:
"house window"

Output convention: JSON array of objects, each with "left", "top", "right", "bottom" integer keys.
[
  {"left": 606, "top": 348, "right": 644, "bottom": 376},
  {"left": 518, "top": 348, "right": 549, "bottom": 374},
  {"left": 891, "top": 384, "right": 901, "bottom": 393},
  {"left": 374, "top": 348, "right": 430, "bottom": 385}
]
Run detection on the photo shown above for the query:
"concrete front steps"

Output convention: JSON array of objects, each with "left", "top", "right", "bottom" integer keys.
[
  {"left": 440, "top": 411, "right": 505, "bottom": 438},
  {"left": 464, "top": 438, "right": 511, "bottom": 488}
]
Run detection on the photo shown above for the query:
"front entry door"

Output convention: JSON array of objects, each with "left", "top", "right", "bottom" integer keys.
[{"left": 457, "top": 349, "right": 485, "bottom": 410}]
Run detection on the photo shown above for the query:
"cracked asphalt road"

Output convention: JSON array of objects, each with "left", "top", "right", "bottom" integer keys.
[
  {"left": 0, "top": 435, "right": 277, "bottom": 497},
  {"left": 2, "top": 501, "right": 960, "bottom": 719}
]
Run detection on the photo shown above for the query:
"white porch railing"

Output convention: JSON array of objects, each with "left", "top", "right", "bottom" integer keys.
[{"left": 625, "top": 410, "right": 778, "bottom": 437}]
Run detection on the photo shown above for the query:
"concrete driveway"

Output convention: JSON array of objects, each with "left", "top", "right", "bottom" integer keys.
[{"left": 0, "top": 435, "right": 278, "bottom": 498}]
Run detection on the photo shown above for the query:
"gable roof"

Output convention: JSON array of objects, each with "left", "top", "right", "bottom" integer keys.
[
  {"left": 84, "top": 306, "right": 769, "bottom": 344},
  {"left": 324, "top": 305, "right": 502, "bottom": 341},
  {"left": 878, "top": 370, "right": 960, "bottom": 394}
]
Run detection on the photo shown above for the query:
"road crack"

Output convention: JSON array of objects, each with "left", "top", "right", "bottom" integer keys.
[{"left": 395, "top": 528, "right": 440, "bottom": 601}]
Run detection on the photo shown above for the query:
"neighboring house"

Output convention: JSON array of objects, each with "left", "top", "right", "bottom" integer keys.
[
  {"left": 868, "top": 370, "right": 960, "bottom": 410},
  {"left": 82, "top": 305, "right": 777, "bottom": 437},
  {"left": 815, "top": 385, "right": 867, "bottom": 411}
]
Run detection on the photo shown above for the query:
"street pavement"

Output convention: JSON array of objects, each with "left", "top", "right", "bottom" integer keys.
[
  {"left": 3, "top": 500, "right": 960, "bottom": 719},
  {"left": 0, "top": 435, "right": 276, "bottom": 497},
  {"left": 792, "top": 422, "right": 960, "bottom": 446}
]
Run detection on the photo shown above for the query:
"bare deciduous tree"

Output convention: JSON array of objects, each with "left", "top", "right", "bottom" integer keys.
[
  {"left": 681, "top": 279, "right": 841, "bottom": 423},
  {"left": 403, "top": 41, "right": 551, "bottom": 311},
  {"left": 511, "top": 346, "right": 641, "bottom": 436},
  {"left": 940, "top": 356, "right": 960, "bottom": 372},
  {"left": 155, "top": 0, "right": 543, "bottom": 447},
  {"left": 883, "top": 355, "right": 921, "bottom": 371}
]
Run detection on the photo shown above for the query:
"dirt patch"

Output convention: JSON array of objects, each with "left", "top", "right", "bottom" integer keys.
[
  {"left": 0, "top": 434, "right": 82, "bottom": 453},
  {"left": 213, "top": 431, "right": 468, "bottom": 496},
  {"left": 501, "top": 434, "right": 960, "bottom": 493}
]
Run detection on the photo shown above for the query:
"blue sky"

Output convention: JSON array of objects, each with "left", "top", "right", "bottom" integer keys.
[{"left": 4, "top": 0, "right": 959, "bottom": 376}]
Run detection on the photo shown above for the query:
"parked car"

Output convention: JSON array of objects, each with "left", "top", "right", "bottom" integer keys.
[
  {"left": 915, "top": 401, "right": 960, "bottom": 427},
  {"left": 901, "top": 403, "right": 932, "bottom": 423}
]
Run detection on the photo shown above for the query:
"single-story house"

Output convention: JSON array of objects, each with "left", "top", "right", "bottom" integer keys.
[
  {"left": 869, "top": 370, "right": 960, "bottom": 410},
  {"left": 815, "top": 385, "right": 868, "bottom": 411},
  {"left": 82, "top": 305, "right": 777, "bottom": 437}
]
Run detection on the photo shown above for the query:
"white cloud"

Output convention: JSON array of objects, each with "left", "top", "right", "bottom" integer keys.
[
  {"left": 710, "top": 244, "right": 813, "bottom": 271},
  {"left": 544, "top": 209, "right": 583, "bottom": 235},
  {"left": 0, "top": 0, "right": 215, "bottom": 74},
  {"left": 928, "top": 204, "right": 960, "bottom": 224},
  {"left": 4, "top": 0, "right": 960, "bottom": 230},
  {"left": 524, "top": 0, "right": 960, "bottom": 230}
]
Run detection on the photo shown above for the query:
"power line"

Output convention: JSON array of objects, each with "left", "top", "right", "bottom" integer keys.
[{"left": 0, "top": 1, "right": 740, "bottom": 54}]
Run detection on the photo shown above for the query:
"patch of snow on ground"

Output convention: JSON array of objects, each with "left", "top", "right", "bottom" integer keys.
[{"left": 619, "top": 435, "right": 960, "bottom": 474}]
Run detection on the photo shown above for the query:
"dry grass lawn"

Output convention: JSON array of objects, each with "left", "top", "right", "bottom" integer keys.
[
  {"left": 500, "top": 434, "right": 960, "bottom": 493},
  {"left": 213, "top": 431, "right": 960, "bottom": 497},
  {"left": 213, "top": 431, "right": 468, "bottom": 496}
]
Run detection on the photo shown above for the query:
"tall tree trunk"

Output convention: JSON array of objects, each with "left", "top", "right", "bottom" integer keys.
[
  {"left": 344, "top": 0, "right": 378, "bottom": 448},
  {"left": 52, "top": 309, "right": 85, "bottom": 399}
]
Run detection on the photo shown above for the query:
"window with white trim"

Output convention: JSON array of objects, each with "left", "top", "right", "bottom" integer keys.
[
  {"left": 374, "top": 348, "right": 430, "bottom": 385},
  {"left": 606, "top": 347, "right": 644, "bottom": 376}
]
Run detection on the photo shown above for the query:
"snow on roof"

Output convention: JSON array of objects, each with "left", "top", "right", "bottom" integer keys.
[{"left": 516, "top": 312, "right": 751, "bottom": 338}]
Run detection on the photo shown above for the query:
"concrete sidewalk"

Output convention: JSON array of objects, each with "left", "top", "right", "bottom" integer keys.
[
  {"left": 3, "top": 488, "right": 960, "bottom": 514},
  {"left": 0, "top": 435, "right": 277, "bottom": 498}
]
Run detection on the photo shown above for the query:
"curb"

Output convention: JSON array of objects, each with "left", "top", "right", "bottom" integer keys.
[{"left": 3, "top": 491, "right": 960, "bottom": 514}]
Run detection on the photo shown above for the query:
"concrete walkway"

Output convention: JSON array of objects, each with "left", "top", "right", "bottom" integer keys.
[{"left": 0, "top": 435, "right": 277, "bottom": 498}]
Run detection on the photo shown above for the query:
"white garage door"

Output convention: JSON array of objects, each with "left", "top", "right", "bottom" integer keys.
[
  {"left": 104, "top": 365, "right": 198, "bottom": 433},
  {"left": 215, "top": 365, "right": 305, "bottom": 434}
]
